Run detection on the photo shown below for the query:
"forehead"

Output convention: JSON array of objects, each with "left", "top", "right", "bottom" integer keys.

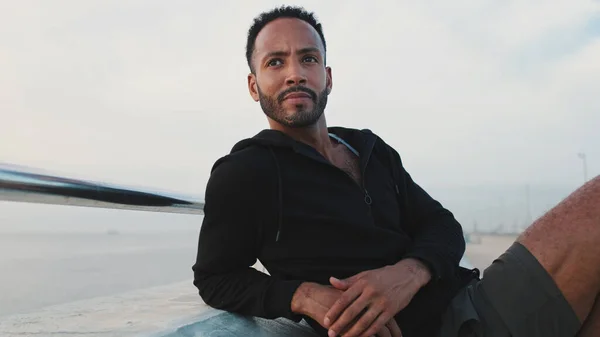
[{"left": 253, "top": 17, "right": 324, "bottom": 57}]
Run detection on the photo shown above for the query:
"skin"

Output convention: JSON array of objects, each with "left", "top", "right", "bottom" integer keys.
[
  {"left": 325, "top": 259, "right": 431, "bottom": 337},
  {"left": 517, "top": 176, "right": 600, "bottom": 336},
  {"left": 247, "top": 17, "right": 334, "bottom": 162},
  {"left": 247, "top": 17, "right": 421, "bottom": 336}
]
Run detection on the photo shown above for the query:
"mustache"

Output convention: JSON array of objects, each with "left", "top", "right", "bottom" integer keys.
[{"left": 277, "top": 86, "right": 317, "bottom": 103}]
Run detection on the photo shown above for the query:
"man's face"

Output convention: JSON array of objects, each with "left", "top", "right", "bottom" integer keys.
[{"left": 248, "top": 18, "right": 332, "bottom": 128}]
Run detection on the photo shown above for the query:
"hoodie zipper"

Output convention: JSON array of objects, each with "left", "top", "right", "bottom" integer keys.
[
  {"left": 329, "top": 133, "right": 375, "bottom": 207},
  {"left": 338, "top": 165, "right": 372, "bottom": 206},
  {"left": 360, "top": 140, "right": 375, "bottom": 207}
]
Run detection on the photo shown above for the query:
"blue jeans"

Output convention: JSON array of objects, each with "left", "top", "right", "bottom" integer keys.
[{"left": 160, "top": 311, "right": 319, "bottom": 337}]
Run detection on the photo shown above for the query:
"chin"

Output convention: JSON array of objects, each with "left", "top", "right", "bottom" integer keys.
[{"left": 293, "top": 106, "right": 310, "bottom": 113}]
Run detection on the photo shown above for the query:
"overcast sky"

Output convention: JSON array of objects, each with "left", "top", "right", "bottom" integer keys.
[{"left": 2, "top": 0, "right": 599, "bottom": 199}]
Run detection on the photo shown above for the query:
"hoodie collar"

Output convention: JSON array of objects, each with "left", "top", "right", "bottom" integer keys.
[{"left": 231, "top": 127, "right": 377, "bottom": 158}]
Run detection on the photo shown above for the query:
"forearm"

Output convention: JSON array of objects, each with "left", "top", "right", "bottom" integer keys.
[
  {"left": 194, "top": 155, "right": 305, "bottom": 318},
  {"left": 402, "top": 174, "right": 466, "bottom": 281},
  {"left": 194, "top": 268, "right": 304, "bottom": 320},
  {"left": 385, "top": 145, "right": 465, "bottom": 282},
  {"left": 404, "top": 213, "right": 465, "bottom": 281}
]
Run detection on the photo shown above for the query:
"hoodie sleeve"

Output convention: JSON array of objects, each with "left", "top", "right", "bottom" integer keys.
[
  {"left": 386, "top": 148, "right": 466, "bottom": 283},
  {"left": 192, "top": 155, "right": 304, "bottom": 321}
]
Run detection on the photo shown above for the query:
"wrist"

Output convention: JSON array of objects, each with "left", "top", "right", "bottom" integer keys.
[
  {"left": 395, "top": 258, "right": 432, "bottom": 288},
  {"left": 290, "top": 282, "right": 316, "bottom": 315}
]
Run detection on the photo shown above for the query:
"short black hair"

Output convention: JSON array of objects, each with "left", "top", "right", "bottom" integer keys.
[{"left": 245, "top": 5, "right": 327, "bottom": 73}]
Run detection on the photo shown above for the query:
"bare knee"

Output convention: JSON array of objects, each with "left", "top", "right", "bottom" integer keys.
[
  {"left": 518, "top": 175, "right": 600, "bottom": 321},
  {"left": 519, "top": 175, "right": 600, "bottom": 269}
]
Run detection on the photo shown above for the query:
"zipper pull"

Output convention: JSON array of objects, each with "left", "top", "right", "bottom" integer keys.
[{"left": 364, "top": 189, "right": 372, "bottom": 205}]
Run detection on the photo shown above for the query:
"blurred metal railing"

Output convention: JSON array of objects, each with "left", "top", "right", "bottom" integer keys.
[{"left": 0, "top": 163, "right": 204, "bottom": 214}]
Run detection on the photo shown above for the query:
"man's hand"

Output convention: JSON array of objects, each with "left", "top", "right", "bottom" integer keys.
[
  {"left": 370, "top": 319, "right": 402, "bottom": 337},
  {"left": 291, "top": 282, "right": 403, "bottom": 336},
  {"left": 323, "top": 258, "right": 431, "bottom": 337},
  {"left": 291, "top": 282, "right": 345, "bottom": 327}
]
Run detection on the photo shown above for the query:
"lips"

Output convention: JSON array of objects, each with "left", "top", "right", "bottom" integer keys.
[
  {"left": 277, "top": 87, "right": 317, "bottom": 103},
  {"left": 284, "top": 92, "right": 311, "bottom": 100}
]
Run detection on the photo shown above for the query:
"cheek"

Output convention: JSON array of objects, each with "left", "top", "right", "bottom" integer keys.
[
  {"left": 308, "top": 69, "right": 328, "bottom": 88},
  {"left": 257, "top": 77, "right": 280, "bottom": 97}
]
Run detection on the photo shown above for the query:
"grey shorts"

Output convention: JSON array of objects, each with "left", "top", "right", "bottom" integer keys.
[{"left": 438, "top": 241, "right": 581, "bottom": 337}]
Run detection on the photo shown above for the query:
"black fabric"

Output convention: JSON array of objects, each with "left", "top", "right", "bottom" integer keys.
[
  {"left": 438, "top": 242, "right": 581, "bottom": 337},
  {"left": 478, "top": 242, "right": 581, "bottom": 336},
  {"left": 192, "top": 126, "right": 473, "bottom": 336}
]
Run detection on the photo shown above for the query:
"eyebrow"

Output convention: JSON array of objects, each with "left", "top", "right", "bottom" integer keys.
[{"left": 263, "top": 47, "right": 322, "bottom": 60}]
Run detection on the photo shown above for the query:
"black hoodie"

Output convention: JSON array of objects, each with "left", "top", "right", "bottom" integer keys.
[{"left": 192, "top": 127, "right": 474, "bottom": 337}]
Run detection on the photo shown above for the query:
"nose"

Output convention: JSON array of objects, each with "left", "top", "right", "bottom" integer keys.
[{"left": 285, "top": 62, "right": 307, "bottom": 86}]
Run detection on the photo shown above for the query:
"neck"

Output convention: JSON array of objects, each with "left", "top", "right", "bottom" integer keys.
[{"left": 269, "top": 115, "right": 335, "bottom": 160}]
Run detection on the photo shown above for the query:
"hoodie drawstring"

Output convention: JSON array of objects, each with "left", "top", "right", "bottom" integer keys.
[{"left": 268, "top": 147, "right": 283, "bottom": 242}]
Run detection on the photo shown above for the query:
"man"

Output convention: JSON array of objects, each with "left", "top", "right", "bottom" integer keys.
[{"left": 193, "top": 6, "right": 600, "bottom": 337}]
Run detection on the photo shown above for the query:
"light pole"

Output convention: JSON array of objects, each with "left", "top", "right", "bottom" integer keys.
[
  {"left": 577, "top": 152, "right": 588, "bottom": 184},
  {"left": 525, "top": 184, "right": 532, "bottom": 230}
]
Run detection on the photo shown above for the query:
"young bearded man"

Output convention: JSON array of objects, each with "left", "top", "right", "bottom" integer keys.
[{"left": 192, "top": 6, "right": 600, "bottom": 337}]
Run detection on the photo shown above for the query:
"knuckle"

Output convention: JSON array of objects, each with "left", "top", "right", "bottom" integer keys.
[
  {"left": 365, "top": 285, "right": 380, "bottom": 297},
  {"left": 366, "top": 309, "right": 378, "bottom": 320},
  {"left": 345, "top": 308, "right": 358, "bottom": 318},
  {"left": 356, "top": 320, "right": 369, "bottom": 331}
]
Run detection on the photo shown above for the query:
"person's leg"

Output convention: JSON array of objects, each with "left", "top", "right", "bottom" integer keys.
[
  {"left": 433, "top": 177, "right": 600, "bottom": 337},
  {"left": 165, "top": 311, "right": 320, "bottom": 337},
  {"left": 578, "top": 295, "right": 600, "bottom": 337},
  {"left": 517, "top": 175, "right": 600, "bottom": 324}
]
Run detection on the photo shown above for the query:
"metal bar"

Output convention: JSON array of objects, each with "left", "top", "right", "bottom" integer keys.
[{"left": 0, "top": 163, "right": 204, "bottom": 215}]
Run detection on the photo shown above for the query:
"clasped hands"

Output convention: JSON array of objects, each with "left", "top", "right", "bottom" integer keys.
[{"left": 293, "top": 258, "right": 431, "bottom": 337}]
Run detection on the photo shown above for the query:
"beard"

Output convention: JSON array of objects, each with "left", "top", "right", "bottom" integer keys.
[{"left": 258, "top": 85, "right": 329, "bottom": 128}]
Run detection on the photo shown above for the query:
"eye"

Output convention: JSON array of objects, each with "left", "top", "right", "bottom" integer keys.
[
  {"left": 267, "top": 58, "right": 283, "bottom": 67},
  {"left": 303, "top": 56, "right": 318, "bottom": 63}
]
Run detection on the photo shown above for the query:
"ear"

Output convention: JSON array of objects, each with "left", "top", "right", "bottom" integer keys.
[
  {"left": 248, "top": 73, "right": 260, "bottom": 102},
  {"left": 325, "top": 66, "right": 333, "bottom": 94}
]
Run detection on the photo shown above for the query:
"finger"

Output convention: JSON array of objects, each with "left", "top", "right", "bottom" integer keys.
[
  {"left": 345, "top": 273, "right": 363, "bottom": 284},
  {"left": 324, "top": 284, "right": 363, "bottom": 328},
  {"left": 386, "top": 320, "right": 402, "bottom": 337},
  {"left": 376, "top": 326, "right": 392, "bottom": 337},
  {"left": 330, "top": 273, "right": 362, "bottom": 289},
  {"left": 330, "top": 276, "right": 350, "bottom": 290},
  {"left": 341, "top": 307, "right": 382, "bottom": 337},
  {"left": 331, "top": 271, "right": 364, "bottom": 288},
  {"left": 338, "top": 303, "right": 381, "bottom": 337},
  {"left": 338, "top": 314, "right": 362, "bottom": 336},
  {"left": 328, "top": 292, "right": 373, "bottom": 337},
  {"left": 360, "top": 312, "right": 393, "bottom": 337}
]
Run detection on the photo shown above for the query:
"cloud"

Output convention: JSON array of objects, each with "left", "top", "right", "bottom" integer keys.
[{"left": 1, "top": 0, "right": 599, "bottom": 197}]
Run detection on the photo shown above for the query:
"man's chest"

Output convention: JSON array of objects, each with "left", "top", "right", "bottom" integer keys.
[
  {"left": 274, "top": 154, "right": 404, "bottom": 235},
  {"left": 329, "top": 144, "right": 361, "bottom": 185},
  {"left": 259, "top": 155, "right": 410, "bottom": 262}
]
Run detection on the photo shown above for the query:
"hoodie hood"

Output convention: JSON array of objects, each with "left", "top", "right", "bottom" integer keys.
[
  {"left": 230, "top": 129, "right": 298, "bottom": 154},
  {"left": 230, "top": 126, "right": 377, "bottom": 156}
]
